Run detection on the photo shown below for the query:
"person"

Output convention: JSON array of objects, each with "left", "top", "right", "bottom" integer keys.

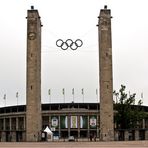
[
  {"left": 94, "top": 134, "right": 96, "bottom": 141},
  {"left": 90, "top": 134, "right": 93, "bottom": 141}
]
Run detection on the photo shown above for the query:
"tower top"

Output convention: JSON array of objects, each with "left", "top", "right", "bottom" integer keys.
[
  {"left": 99, "top": 5, "right": 111, "bottom": 18},
  {"left": 27, "top": 7, "right": 40, "bottom": 19}
]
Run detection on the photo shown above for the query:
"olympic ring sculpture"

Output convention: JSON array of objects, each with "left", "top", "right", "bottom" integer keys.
[{"left": 56, "top": 39, "right": 83, "bottom": 50}]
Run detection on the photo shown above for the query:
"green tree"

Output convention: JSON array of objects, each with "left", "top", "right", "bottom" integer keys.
[{"left": 113, "top": 85, "right": 146, "bottom": 129}]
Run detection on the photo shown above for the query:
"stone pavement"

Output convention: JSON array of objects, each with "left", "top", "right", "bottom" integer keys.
[{"left": 0, "top": 141, "right": 148, "bottom": 148}]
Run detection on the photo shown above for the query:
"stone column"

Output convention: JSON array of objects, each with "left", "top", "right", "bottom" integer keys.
[
  {"left": 23, "top": 116, "right": 25, "bottom": 130},
  {"left": 96, "top": 115, "right": 99, "bottom": 138},
  {"left": 3, "top": 118, "right": 6, "bottom": 131},
  {"left": 9, "top": 118, "right": 12, "bottom": 131},
  {"left": 78, "top": 115, "right": 80, "bottom": 138},
  {"left": 16, "top": 117, "right": 18, "bottom": 130},
  {"left": 88, "top": 115, "right": 90, "bottom": 140},
  {"left": 58, "top": 116, "right": 61, "bottom": 138},
  {"left": 26, "top": 7, "right": 42, "bottom": 142},
  {"left": 68, "top": 115, "right": 70, "bottom": 137},
  {"left": 98, "top": 5, "right": 114, "bottom": 141},
  {"left": 142, "top": 119, "right": 145, "bottom": 129}
]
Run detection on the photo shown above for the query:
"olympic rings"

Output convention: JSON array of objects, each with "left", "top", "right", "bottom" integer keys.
[{"left": 56, "top": 39, "right": 83, "bottom": 50}]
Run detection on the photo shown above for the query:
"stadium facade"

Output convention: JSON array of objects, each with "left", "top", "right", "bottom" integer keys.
[{"left": 0, "top": 103, "right": 148, "bottom": 142}]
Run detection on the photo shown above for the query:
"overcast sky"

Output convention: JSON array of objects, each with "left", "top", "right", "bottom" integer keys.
[{"left": 0, "top": 0, "right": 148, "bottom": 107}]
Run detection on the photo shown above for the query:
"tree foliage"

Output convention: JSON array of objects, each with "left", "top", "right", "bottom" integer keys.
[{"left": 113, "top": 85, "right": 146, "bottom": 129}]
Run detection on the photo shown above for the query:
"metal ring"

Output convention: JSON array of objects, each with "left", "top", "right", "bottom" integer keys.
[
  {"left": 56, "top": 39, "right": 64, "bottom": 47},
  {"left": 61, "top": 42, "right": 69, "bottom": 50},
  {"left": 66, "top": 39, "right": 73, "bottom": 47},
  {"left": 56, "top": 39, "right": 83, "bottom": 50},
  {"left": 70, "top": 42, "right": 78, "bottom": 50},
  {"left": 75, "top": 39, "right": 83, "bottom": 47}
]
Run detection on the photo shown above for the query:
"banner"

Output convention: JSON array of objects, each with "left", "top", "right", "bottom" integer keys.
[
  {"left": 70, "top": 116, "right": 77, "bottom": 128},
  {"left": 60, "top": 116, "right": 68, "bottom": 129},
  {"left": 80, "top": 116, "right": 88, "bottom": 129},
  {"left": 51, "top": 116, "right": 58, "bottom": 128},
  {"left": 89, "top": 115, "right": 97, "bottom": 129}
]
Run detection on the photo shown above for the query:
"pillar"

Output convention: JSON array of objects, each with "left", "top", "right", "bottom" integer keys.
[
  {"left": 142, "top": 119, "right": 145, "bottom": 129},
  {"left": 78, "top": 115, "right": 80, "bottom": 138},
  {"left": 96, "top": 115, "right": 99, "bottom": 138},
  {"left": 98, "top": 5, "right": 114, "bottom": 141},
  {"left": 68, "top": 115, "right": 70, "bottom": 137},
  {"left": 26, "top": 6, "right": 42, "bottom": 141}
]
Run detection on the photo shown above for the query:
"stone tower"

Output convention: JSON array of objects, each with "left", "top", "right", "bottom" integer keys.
[
  {"left": 26, "top": 7, "right": 42, "bottom": 142},
  {"left": 98, "top": 6, "right": 114, "bottom": 141}
]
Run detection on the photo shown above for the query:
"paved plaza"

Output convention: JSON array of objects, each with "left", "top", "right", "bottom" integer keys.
[{"left": 0, "top": 141, "right": 148, "bottom": 148}]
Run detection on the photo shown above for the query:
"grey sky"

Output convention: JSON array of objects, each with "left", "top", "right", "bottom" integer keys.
[{"left": 0, "top": 0, "right": 148, "bottom": 106}]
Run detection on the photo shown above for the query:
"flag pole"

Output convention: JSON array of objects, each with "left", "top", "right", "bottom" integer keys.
[
  {"left": 3, "top": 94, "right": 6, "bottom": 107},
  {"left": 16, "top": 92, "right": 19, "bottom": 105},
  {"left": 63, "top": 88, "right": 65, "bottom": 103},
  {"left": 48, "top": 89, "right": 51, "bottom": 103},
  {"left": 82, "top": 88, "right": 84, "bottom": 103},
  {"left": 96, "top": 89, "right": 98, "bottom": 102},
  {"left": 72, "top": 88, "right": 74, "bottom": 102},
  {"left": 141, "top": 92, "right": 144, "bottom": 104}
]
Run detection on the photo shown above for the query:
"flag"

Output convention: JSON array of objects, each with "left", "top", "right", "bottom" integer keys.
[
  {"left": 96, "top": 89, "right": 98, "bottom": 95},
  {"left": 48, "top": 89, "right": 51, "bottom": 95},
  {"left": 51, "top": 116, "right": 59, "bottom": 128},
  {"left": 16, "top": 92, "right": 19, "bottom": 98},
  {"left": 141, "top": 93, "right": 143, "bottom": 98},
  {"left": 71, "top": 116, "right": 78, "bottom": 128},
  {"left": 81, "top": 88, "right": 84, "bottom": 95},
  {"left": 72, "top": 88, "right": 74, "bottom": 95},
  {"left": 90, "top": 116, "right": 97, "bottom": 129},
  {"left": 3, "top": 94, "right": 6, "bottom": 100},
  {"left": 62, "top": 88, "right": 65, "bottom": 95},
  {"left": 80, "top": 116, "right": 88, "bottom": 129},
  {"left": 60, "top": 116, "right": 68, "bottom": 129}
]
